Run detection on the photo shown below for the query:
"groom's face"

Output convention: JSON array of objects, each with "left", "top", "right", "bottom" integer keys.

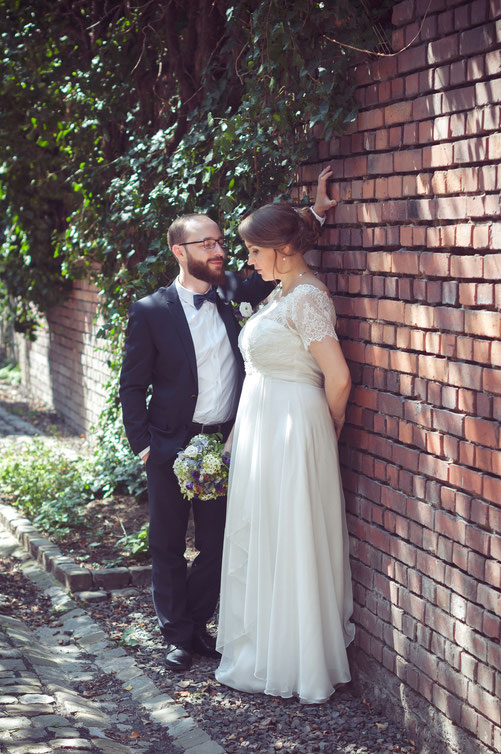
[{"left": 182, "top": 218, "right": 226, "bottom": 286}]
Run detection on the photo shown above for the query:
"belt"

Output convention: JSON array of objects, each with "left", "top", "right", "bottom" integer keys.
[{"left": 189, "top": 419, "right": 233, "bottom": 436}]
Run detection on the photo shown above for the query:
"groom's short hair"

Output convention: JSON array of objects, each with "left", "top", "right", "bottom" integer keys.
[{"left": 167, "top": 214, "right": 209, "bottom": 250}]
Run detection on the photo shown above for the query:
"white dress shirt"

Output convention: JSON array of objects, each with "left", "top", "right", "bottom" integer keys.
[{"left": 176, "top": 278, "right": 239, "bottom": 423}]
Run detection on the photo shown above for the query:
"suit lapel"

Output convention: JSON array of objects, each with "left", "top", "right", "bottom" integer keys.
[
  {"left": 159, "top": 283, "right": 198, "bottom": 385},
  {"left": 216, "top": 296, "right": 242, "bottom": 366}
]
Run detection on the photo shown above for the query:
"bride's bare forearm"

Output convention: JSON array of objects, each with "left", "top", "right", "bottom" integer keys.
[{"left": 325, "top": 375, "right": 351, "bottom": 423}]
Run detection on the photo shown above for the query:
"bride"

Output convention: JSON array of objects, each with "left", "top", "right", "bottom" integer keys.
[{"left": 215, "top": 168, "right": 355, "bottom": 704}]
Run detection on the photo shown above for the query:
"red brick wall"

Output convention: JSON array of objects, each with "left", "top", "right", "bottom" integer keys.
[
  {"left": 298, "top": 2, "right": 501, "bottom": 753},
  {"left": 12, "top": 280, "right": 111, "bottom": 434}
]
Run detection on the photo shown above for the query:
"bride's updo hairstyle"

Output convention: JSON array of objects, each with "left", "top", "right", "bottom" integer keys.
[{"left": 238, "top": 203, "right": 321, "bottom": 257}]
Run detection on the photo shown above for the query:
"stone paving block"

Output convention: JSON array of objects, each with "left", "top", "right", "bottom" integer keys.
[
  {"left": 175, "top": 726, "right": 211, "bottom": 749},
  {"left": 10, "top": 728, "right": 48, "bottom": 742},
  {"left": 31, "top": 715, "right": 70, "bottom": 727},
  {"left": 128, "top": 566, "right": 152, "bottom": 587},
  {"left": 0, "top": 717, "right": 33, "bottom": 730},
  {"left": 5, "top": 704, "right": 55, "bottom": 716},
  {"left": 142, "top": 693, "right": 176, "bottom": 709},
  {"left": 115, "top": 665, "right": 144, "bottom": 683},
  {"left": 166, "top": 716, "right": 197, "bottom": 739},
  {"left": 49, "top": 739, "right": 95, "bottom": 750},
  {"left": 5, "top": 744, "right": 52, "bottom": 753},
  {"left": 123, "top": 674, "right": 158, "bottom": 697},
  {"left": 0, "top": 647, "right": 22, "bottom": 658},
  {"left": 73, "top": 591, "right": 108, "bottom": 603},
  {"left": 150, "top": 704, "right": 188, "bottom": 724},
  {"left": 0, "top": 694, "right": 18, "bottom": 703},
  {"left": 54, "top": 565, "right": 93, "bottom": 593},
  {"left": 92, "top": 739, "right": 135, "bottom": 752},
  {"left": 92, "top": 568, "right": 130, "bottom": 590},
  {"left": 20, "top": 694, "right": 55, "bottom": 705},
  {"left": 1, "top": 685, "right": 44, "bottom": 695},
  {"left": 28, "top": 536, "right": 55, "bottom": 560},
  {"left": 0, "top": 614, "right": 24, "bottom": 628},
  {"left": 47, "top": 728, "right": 80, "bottom": 737},
  {"left": 0, "top": 676, "right": 40, "bottom": 687},
  {"left": 38, "top": 547, "right": 64, "bottom": 572},
  {"left": 57, "top": 616, "right": 95, "bottom": 636},
  {"left": 109, "top": 588, "right": 138, "bottom": 600},
  {"left": 77, "top": 631, "right": 108, "bottom": 647},
  {"left": 95, "top": 647, "right": 126, "bottom": 663},
  {"left": 23, "top": 651, "right": 60, "bottom": 669},
  {"left": 0, "top": 659, "right": 26, "bottom": 670}
]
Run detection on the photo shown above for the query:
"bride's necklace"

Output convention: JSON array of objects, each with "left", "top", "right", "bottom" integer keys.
[{"left": 279, "top": 269, "right": 310, "bottom": 297}]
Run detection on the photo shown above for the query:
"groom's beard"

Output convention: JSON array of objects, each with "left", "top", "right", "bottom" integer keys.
[{"left": 186, "top": 251, "right": 226, "bottom": 286}]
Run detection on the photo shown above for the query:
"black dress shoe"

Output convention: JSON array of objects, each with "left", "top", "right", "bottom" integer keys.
[
  {"left": 165, "top": 643, "right": 192, "bottom": 671},
  {"left": 192, "top": 630, "right": 221, "bottom": 659}
]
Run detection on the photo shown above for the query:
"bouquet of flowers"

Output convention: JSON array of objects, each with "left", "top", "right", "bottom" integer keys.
[
  {"left": 173, "top": 433, "right": 231, "bottom": 501},
  {"left": 231, "top": 300, "right": 254, "bottom": 328}
]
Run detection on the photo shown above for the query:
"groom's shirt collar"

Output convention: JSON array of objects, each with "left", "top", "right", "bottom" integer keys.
[{"left": 175, "top": 277, "right": 212, "bottom": 308}]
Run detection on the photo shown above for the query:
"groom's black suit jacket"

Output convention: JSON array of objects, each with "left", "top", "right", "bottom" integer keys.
[{"left": 119, "top": 271, "right": 272, "bottom": 464}]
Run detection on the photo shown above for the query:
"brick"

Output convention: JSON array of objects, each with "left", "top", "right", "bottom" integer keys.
[
  {"left": 448, "top": 357, "right": 483, "bottom": 390},
  {"left": 423, "top": 142, "right": 454, "bottom": 169},
  {"left": 385, "top": 101, "right": 413, "bottom": 126},
  {"left": 460, "top": 22, "right": 498, "bottom": 56},
  {"left": 454, "top": 136, "right": 489, "bottom": 163},
  {"left": 485, "top": 49, "right": 501, "bottom": 76},
  {"left": 428, "top": 34, "right": 459, "bottom": 64},
  {"left": 434, "top": 307, "right": 464, "bottom": 333},
  {"left": 476, "top": 77, "right": 501, "bottom": 106},
  {"left": 394, "top": 148, "right": 423, "bottom": 172},
  {"left": 367, "top": 152, "right": 393, "bottom": 175},
  {"left": 468, "top": 683, "right": 501, "bottom": 726},
  {"left": 413, "top": 93, "right": 443, "bottom": 123},
  {"left": 483, "top": 368, "right": 501, "bottom": 395},
  {"left": 483, "top": 474, "right": 501, "bottom": 503},
  {"left": 392, "top": 0, "right": 416, "bottom": 28},
  {"left": 398, "top": 43, "right": 427, "bottom": 73},
  {"left": 465, "top": 310, "right": 501, "bottom": 338},
  {"left": 419, "top": 251, "right": 450, "bottom": 277},
  {"left": 450, "top": 255, "right": 483, "bottom": 278}
]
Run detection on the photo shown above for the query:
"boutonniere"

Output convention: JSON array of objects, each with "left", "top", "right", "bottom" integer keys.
[{"left": 231, "top": 301, "right": 254, "bottom": 328}]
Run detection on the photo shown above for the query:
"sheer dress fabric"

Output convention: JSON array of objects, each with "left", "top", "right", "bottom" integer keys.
[{"left": 216, "top": 284, "right": 355, "bottom": 704}]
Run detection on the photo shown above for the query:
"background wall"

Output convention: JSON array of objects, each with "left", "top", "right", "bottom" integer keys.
[
  {"left": 0, "top": 1, "right": 499, "bottom": 752},
  {"left": 297, "top": 1, "right": 500, "bottom": 753},
  {"left": 5, "top": 280, "right": 111, "bottom": 434}
]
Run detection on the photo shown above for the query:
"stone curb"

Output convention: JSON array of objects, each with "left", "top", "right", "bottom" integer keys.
[
  {"left": 0, "top": 502, "right": 152, "bottom": 593},
  {"left": 0, "top": 522, "right": 225, "bottom": 754}
]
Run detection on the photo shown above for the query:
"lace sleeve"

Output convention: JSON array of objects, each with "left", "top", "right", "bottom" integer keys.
[{"left": 286, "top": 285, "right": 339, "bottom": 349}]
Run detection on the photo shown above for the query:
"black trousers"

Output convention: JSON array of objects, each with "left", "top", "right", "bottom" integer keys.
[{"left": 145, "top": 444, "right": 228, "bottom": 647}]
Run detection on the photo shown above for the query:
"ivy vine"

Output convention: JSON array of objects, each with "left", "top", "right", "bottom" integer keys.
[{"left": 0, "top": 0, "right": 393, "bottom": 338}]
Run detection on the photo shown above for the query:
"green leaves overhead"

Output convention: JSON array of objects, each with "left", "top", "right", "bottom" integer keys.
[{"left": 0, "top": 0, "right": 392, "bottom": 335}]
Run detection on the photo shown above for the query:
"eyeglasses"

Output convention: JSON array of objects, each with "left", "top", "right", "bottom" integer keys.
[{"left": 182, "top": 237, "right": 228, "bottom": 251}]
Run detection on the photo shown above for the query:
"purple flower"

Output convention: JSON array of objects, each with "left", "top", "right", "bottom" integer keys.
[{"left": 222, "top": 453, "right": 231, "bottom": 466}]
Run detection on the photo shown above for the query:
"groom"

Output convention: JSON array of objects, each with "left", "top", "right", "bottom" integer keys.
[{"left": 119, "top": 213, "right": 273, "bottom": 671}]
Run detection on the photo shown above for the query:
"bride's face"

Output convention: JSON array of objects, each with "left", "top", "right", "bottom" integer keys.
[{"left": 245, "top": 242, "right": 279, "bottom": 281}]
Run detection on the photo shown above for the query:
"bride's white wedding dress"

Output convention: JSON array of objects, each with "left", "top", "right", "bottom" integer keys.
[{"left": 216, "top": 283, "right": 355, "bottom": 704}]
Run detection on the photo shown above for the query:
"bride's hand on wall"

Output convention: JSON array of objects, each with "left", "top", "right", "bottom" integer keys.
[{"left": 312, "top": 165, "right": 337, "bottom": 217}]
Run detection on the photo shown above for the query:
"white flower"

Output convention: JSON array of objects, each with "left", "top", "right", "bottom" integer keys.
[
  {"left": 239, "top": 301, "right": 253, "bottom": 318},
  {"left": 184, "top": 445, "right": 199, "bottom": 458},
  {"left": 201, "top": 453, "right": 221, "bottom": 474}
]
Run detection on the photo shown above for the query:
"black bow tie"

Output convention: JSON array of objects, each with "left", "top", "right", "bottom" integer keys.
[{"left": 193, "top": 287, "right": 218, "bottom": 310}]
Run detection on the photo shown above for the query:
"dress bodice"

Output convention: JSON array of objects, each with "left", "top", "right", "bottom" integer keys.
[{"left": 239, "top": 284, "right": 338, "bottom": 387}]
